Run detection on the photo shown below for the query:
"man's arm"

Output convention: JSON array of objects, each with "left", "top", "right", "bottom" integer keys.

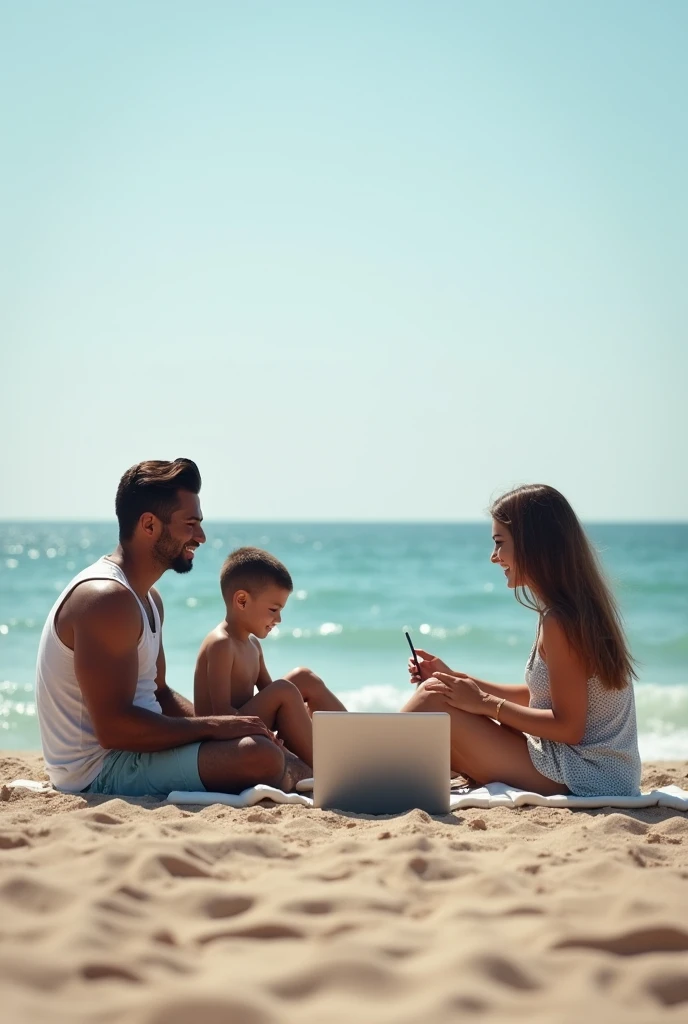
[
  {"left": 72, "top": 587, "right": 273, "bottom": 751},
  {"left": 150, "top": 587, "right": 194, "bottom": 718}
]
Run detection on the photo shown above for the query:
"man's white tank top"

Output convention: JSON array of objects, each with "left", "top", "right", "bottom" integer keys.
[{"left": 35, "top": 557, "right": 162, "bottom": 792}]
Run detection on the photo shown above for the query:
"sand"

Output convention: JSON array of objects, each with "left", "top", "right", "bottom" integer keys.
[{"left": 1, "top": 754, "right": 688, "bottom": 1024}]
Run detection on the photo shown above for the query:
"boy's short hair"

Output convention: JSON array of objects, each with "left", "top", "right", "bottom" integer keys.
[{"left": 220, "top": 547, "right": 293, "bottom": 600}]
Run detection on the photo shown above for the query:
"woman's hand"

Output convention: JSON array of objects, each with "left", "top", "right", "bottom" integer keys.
[
  {"left": 408, "top": 648, "right": 453, "bottom": 684},
  {"left": 423, "top": 672, "right": 490, "bottom": 715}
]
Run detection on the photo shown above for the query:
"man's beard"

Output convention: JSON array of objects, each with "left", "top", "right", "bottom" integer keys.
[{"left": 153, "top": 525, "right": 194, "bottom": 574}]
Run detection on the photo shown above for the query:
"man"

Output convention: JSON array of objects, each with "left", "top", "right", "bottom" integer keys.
[{"left": 35, "top": 458, "right": 307, "bottom": 796}]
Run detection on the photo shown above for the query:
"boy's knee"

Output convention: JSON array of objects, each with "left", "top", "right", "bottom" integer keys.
[
  {"left": 270, "top": 677, "right": 302, "bottom": 701},
  {"left": 296, "top": 666, "right": 320, "bottom": 680},
  {"left": 289, "top": 667, "right": 323, "bottom": 690}
]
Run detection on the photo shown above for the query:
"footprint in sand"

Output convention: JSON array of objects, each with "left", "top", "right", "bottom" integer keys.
[
  {"left": 473, "top": 954, "right": 541, "bottom": 992},
  {"left": 81, "top": 963, "right": 142, "bottom": 983},
  {"left": 270, "top": 958, "right": 400, "bottom": 999},
  {"left": 0, "top": 876, "right": 71, "bottom": 913},
  {"left": 0, "top": 834, "right": 31, "bottom": 849},
  {"left": 198, "top": 922, "right": 305, "bottom": 944},
  {"left": 646, "top": 971, "right": 688, "bottom": 1007},
  {"left": 140, "top": 996, "right": 274, "bottom": 1024},
  {"left": 201, "top": 894, "right": 255, "bottom": 919},
  {"left": 554, "top": 925, "right": 688, "bottom": 957},
  {"left": 141, "top": 854, "right": 214, "bottom": 880}
]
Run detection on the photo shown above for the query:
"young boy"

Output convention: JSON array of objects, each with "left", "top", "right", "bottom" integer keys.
[{"left": 194, "top": 546, "right": 346, "bottom": 768}]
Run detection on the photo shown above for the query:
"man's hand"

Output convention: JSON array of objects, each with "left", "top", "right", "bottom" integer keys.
[
  {"left": 408, "top": 648, "right": 453, "bottom": 683},
  {"left": 211, "top": 716, "right": 279, "bottom": 743}
]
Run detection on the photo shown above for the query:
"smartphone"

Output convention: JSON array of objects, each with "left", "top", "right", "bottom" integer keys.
[{"left": 404, "top": 631, "right": 423, "bottom": 680}]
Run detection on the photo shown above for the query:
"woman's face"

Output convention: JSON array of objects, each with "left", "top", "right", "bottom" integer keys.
[{"left": 490, "top": 519, "right": 518, "bottom": 589}]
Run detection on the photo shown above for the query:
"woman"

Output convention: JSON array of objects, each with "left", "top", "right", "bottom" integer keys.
[{"left": 403, "top": 484, "right": 641, "bottom": 797}]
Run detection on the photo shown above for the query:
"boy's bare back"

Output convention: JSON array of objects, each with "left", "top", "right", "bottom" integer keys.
[{"left": 194, "top": 624, "right": 263, "bottom": 716}]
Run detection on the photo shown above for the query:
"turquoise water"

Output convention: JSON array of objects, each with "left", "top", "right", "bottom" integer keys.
[{"left": 1, "top": 522, "right": 687, "bottom": 759}]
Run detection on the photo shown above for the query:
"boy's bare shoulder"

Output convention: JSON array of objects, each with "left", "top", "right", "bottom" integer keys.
[
  {"left": 248, "top": 635, "right": 263, "bottom": 655},
  {"left": 200, "top": 624, "right": 236, "bottom": 655}
]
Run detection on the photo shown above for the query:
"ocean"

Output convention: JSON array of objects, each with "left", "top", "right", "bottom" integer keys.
[{"left": 1, "top": 522, "right": 687, "bottom": 759}]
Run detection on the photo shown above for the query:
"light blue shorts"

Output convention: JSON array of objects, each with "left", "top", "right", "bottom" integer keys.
[{"left": 84, "top": 742, "right": 205, "bottom": 797}]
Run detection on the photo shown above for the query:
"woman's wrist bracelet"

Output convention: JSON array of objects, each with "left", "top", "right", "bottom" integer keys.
[{"left": 494, "top": 697, "right": 506, "bottom": 721}]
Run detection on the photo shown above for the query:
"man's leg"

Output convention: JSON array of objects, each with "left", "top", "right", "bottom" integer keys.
[
  {"left": 239, "top": 679, "right": 314, "bottom": 765},
  {"left": 197, "top": 735, "right": 285, "bottom": 793},
  {"left": 284, "top": 666, "right": 347, "bottom": 714}
]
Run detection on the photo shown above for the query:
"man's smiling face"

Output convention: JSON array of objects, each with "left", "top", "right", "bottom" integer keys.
[{"left": 153, "top": 489, "right": 206, "bottom": 573}]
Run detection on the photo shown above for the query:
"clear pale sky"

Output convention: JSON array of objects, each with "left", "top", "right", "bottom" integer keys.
[{"left": 1, "top": 2, "right": 686, "bottom": 521}]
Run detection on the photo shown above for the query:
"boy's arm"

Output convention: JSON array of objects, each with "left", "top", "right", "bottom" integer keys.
[
  {"left": 254, "top": 640, "right": 273, "bottom": 691},
  {"left": 205, "top": 638, "right": 240, "bottom": 715}
]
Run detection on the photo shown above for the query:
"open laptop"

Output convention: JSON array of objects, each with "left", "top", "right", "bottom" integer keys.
[{"left": 312, "top": 712, "right": 451, "bottom": 815}]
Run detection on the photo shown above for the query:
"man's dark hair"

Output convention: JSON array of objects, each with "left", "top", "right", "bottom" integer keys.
[
  {"left": 220, "top": 547, "right": 293, "bottom": 599},
  {"left": 115, "top": 459, "right": 201, "bottom": 541}
]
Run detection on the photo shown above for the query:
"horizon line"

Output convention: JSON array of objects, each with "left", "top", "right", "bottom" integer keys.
[{"left": 1, "top": 518, "right": 687, "bottom": 527}]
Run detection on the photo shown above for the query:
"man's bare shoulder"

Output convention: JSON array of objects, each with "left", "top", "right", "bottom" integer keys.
[
  {"left": 57, "top": 580, "right": 141, "bottom": 650},
  {"left": 66, "top": 579, "right": 140, "bottom": 623}
]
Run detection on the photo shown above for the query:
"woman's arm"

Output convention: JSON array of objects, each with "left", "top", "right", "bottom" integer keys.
[
  {"left": 469, "top": 677, "right": 531, "bottom": 706},
  {"left": 425, "top": 616, "right": 588, "bottom": 744},
  {"left": 410, "top": 649, "right": 530, "bottom": 707},
  {"left": 496, "top": 615, "right": 587, "bottom": 741}
]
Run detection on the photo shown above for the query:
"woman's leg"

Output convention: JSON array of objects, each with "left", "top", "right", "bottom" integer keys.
[
  {"left": 402, "top": 683, "right": 568, "bottom": 795},
  {"left": 283, "top": 666, "right": 347, "bottom": 714}
]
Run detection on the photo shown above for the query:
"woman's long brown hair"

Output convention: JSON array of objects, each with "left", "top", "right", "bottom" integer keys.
[{"left": 490, "top": 484, "right": 636, "bottom": 690}]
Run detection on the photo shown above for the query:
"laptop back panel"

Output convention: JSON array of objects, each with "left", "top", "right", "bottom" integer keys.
[{"left": 313, "top": 712, "right": 450, "bottom": 815}]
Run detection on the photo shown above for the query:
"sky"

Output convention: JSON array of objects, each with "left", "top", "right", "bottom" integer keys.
[{"left": 1, "top": 1, "right": 686, "bottom": 522}]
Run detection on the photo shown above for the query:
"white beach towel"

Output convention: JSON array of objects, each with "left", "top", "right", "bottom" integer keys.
[
  {"left": 166, "top": 780, "right": 688, "bottom": 812},
  {"left": 5, "top": 779, "right": 53, "bottom": 793},
  {"left": 6, "top": 778, "right": 688, "bottom": 812}
]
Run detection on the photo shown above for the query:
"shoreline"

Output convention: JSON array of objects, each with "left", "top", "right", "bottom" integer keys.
[{"left": 2, "top": 753, "right": 688, "bottom": 1023}]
